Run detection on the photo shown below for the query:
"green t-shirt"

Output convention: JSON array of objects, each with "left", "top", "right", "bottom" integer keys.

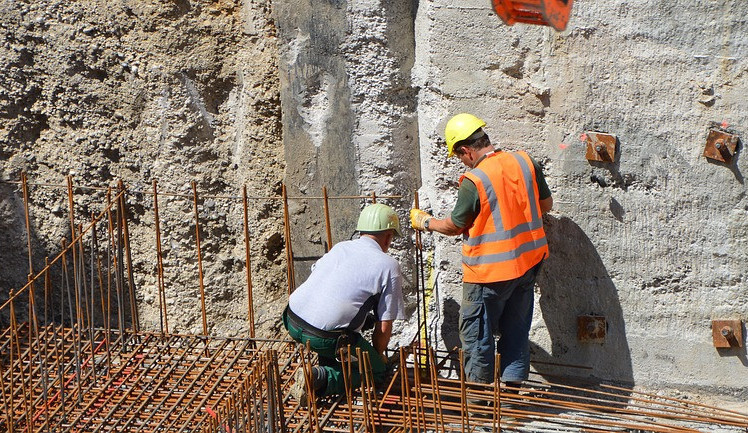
[{"left": 450, "top": 154, "right": 551, "bottom": 229}]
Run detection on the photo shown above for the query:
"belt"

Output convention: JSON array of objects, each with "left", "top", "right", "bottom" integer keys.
[{"left": 285, "top": 306, "right": 350, "bottom": 340}]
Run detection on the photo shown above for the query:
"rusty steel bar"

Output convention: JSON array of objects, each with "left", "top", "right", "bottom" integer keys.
[
  {"left": 322, "top": 186, "right": 333, "bottom": 252},
  {"left": 129, "top": 338, "right": 233, "bottom": 432},
  {"left": 459, "top": 349, "right": 467, "bottom": 433},
  {"left": 26, "top": 276, "right": 38, "bottom": 433},
  {"left": 339, "top": 346, "right": 354, "bottom": 433},
  {"left": 118, "top": 180, "right": 140, "bottom": 332},
  {"left": 0, "top": 179, "right": 404, "bottom": 201},
  {"left": 21, "top": 172, "right": 34, "bottom": 275},
  {"left": 191, "top": 180, "right": 208, "bottom": 336},
  {"left": 242, "top": 185, "right": 255, "bottom": 338},
  {"left": 105, "top": 188, "right": 121, "bottom": 337},
  {"left": 90, "top": 213, "right": 106, "bottom": 333},
  {"left": 61, "top": 333, "right": 157, "bottom": 431},
  {"left": 153, "top": 180, "right": 169, "bottom": 335},
  {"left": 493, "top": 353, "right": 500, "bottom": 432},
  {"left": 282, "top": 183, "right": 296, "bottom": 293},
  {"left": 114, "top": 336, "right": 206, "bottom": 431},
  {"left": 428, "top": 348, "right": 445, "bottom": 433},
  {"left": 177, "top": 339, "right": 258, "bottom": 432},
  {"left": 145, "top": 338, "right": 237, "bottom": 432}
]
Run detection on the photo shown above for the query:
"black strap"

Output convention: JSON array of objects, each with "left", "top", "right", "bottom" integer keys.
[
  {"left": 285, "top": 306, "right": 349, "bottom": 340},
  {"left": 347, "top": 294, "right": 381, "bottom": 331}
]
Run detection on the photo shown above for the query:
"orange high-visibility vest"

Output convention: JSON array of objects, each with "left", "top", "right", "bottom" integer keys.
[{"left": 459, "top": 151, "right": 548, "bottom": 283}]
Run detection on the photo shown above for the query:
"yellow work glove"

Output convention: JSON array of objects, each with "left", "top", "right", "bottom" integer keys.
[{"left": 410, "top": 209, "right": 433, "bottom": 231}]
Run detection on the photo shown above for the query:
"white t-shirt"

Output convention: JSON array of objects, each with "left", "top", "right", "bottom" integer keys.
[{"left": 288, "top": 236, "right": 405, "bottom": 332}]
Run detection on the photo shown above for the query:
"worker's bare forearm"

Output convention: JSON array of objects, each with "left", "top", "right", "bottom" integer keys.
[
  {"left": 428, "top": 216, "right": 464, "bottom": 236},
  {"left": 540, "top": 196, "right": 553, "bottom": 214},
  {"left": 372, "top": 320, "right": 393, "bottom": 357}
]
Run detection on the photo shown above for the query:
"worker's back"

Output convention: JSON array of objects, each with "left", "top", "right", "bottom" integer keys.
[{"left": 288, "top": 236, "right": 404, "bottom": 332}]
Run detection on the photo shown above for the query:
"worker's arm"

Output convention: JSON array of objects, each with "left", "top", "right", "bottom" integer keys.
[
  {"left": 372, "top": 320, "right": 393, "bottom": 357},
  {"left": 532, "top": 156, "right": 553, "bottom": 214},
  {"left": 540, "top": 196, "right": 553, "bottom": 214},
  {"left": 410, "top": 179, "right": 476, "bottom": 236},
  {"left": 425, "top": 216, "right": 464, "bottom": 236}
]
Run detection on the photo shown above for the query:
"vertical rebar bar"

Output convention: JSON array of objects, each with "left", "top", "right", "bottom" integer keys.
[
  {"left": 399, "top": 347, "right": 412, "bottom": 431},
  {"left": 191, "top": 180, "right": 208, "bottom": 336},
  {"left": 43, "top": 257, "right": 51, "bottom": 433},
  {"left": 106, "top": 188, "right": 122, "bottom": 337},
  {"left": 322, "top": 186, "right": 333, "bottom": 252},
  {"left": 494, "top": 352, "right": 501, "bottom": 433},
  {"left": 459, "top": 349, "right": 468, "bottom": 433},
  {"left": 118, "top": 180, "right": 139, "bottom": 332},
  {"left": 356, "top": 347, "right": 372, "bottom": 433},
  {"left": 10, "top": 290, "right": 33, "bottom": 431},
  {"left": 153, "top": 180, "right": 169, "bottom": 334},
  {"left": 27, "top": 276, "right": 39, "bottom": 433},
  {"left": 339, "top": 346, "right": 355, "bottom": 433},
  {"left": 282, "top": 184, "right": 296, "bottom": 293},
  {"left": 428, "top": 348, "right": 445, "bottom": 433},
  {"left": 243, "top": 185, "right": 255, "bottom": 338},
  {"left": 0, "top": 359, "right": 12, "bottom": 433},
  {"left": 21, "top": 172, "right": 34, "bottom": 275},
  {"left": 414, "top": 191, "right": 429, "bottom": 350}
]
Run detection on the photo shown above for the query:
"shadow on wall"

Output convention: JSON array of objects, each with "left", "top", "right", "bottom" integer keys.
[
  {"left": 0, "top": 183, "right": 37, "bottom": 328},
  {"left": 533, "top": 214, "right": 634, "bottom": 388},
  {"left": 0, "top": 182, "right": 136, "bottom": 331}
]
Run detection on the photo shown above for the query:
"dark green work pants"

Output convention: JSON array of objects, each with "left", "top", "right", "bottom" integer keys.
[{"left": 282, "top": 309, "right": 387, "bottom": 397}]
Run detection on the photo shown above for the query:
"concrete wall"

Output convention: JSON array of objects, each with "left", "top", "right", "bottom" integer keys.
[
  {"left": 275, "top": 0, "right": 419, "bottom": 284},
  {"left": 276, "top": 0, "right": 747, "bottom": 400},
  {"left": 0, "top": 0, "right": 286, "bottom": 337},
  {"left": 414, "top": 0, "right": 748, "bottom": 398}
]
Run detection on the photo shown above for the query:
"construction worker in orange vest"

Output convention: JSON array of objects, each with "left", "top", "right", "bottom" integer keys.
[{"left": 410, "top": 113, "right": 553, "bottom": 391}]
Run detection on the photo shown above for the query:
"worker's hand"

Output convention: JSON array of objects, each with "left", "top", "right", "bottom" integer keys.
[{"left": 410, "top": 209, "right": 432, "bottom": 231}]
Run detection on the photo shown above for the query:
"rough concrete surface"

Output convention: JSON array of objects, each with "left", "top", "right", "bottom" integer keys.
[
  {"left": 1, "top": 0, "right": 747, "bottom": 411},
  {"left": 413, "top": 0, "right": 748, "bottom": 406},
  {"left": 0, "top": 0, "right": 286, "bottom": 337}
]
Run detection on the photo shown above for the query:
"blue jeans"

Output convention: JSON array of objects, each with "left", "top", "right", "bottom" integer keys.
[{"left": 459, "top": 261, "right": 542, "bottom": 383}]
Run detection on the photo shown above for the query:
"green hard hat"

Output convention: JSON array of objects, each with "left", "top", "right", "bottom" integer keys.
[{"left": 356, "top": 203, "right": 402, "bottom": 236}]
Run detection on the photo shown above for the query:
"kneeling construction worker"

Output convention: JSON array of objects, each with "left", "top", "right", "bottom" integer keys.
[
  {"left": 283, "top": 203, "right": 405, "bottom": 403},
  {"left": 411, "top": 113, "right": 552, "bottom": 390}
]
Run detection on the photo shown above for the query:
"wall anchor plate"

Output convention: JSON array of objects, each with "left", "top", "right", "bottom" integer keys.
[
  {"left": 711, "top": 319, "right": 743, "bottom": 348},
  {"left": 578, "top": 315, "right": 606, "bottom": 343},
  {"left": 584, "top": 132, "right": 617, "bottom": 163},
  {"left": 703, "top": 129, "right": 738, "bottom": 163}
]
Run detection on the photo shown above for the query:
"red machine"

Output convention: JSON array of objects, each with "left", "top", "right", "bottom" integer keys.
[{"left": 492, "top": 0, "right": 573, "bottom": 31}]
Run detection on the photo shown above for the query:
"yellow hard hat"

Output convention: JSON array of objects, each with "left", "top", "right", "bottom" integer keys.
[{"left": 444, "top": 113, "right": 486, "bottom": 157}]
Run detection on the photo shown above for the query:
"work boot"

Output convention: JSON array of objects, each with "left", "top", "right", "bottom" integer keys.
[{"left": 290, "top": 366, "right": 327, "bottom": 407}]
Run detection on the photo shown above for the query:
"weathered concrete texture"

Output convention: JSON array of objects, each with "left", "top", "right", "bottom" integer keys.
[
  {"left": 275, "top": 0, "right": 419, "bottom": 291},
  {"left": 414, "top": 0, "right": 748, "bottom": 402},
  {"left": 0, "top": 0, "right": 285, "bottom": 337}
]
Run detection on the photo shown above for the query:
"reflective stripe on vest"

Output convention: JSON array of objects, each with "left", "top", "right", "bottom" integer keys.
[{"left": 460, "top": 151, "right": 548, "bottom": 282}]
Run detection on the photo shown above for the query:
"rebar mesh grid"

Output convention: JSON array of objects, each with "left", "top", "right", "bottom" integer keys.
[
  {"left": 2, "top": 176, "right": 747, "bottom": 432},
  {"left": 5, "top": 330, "right": 748, "bottom": 433}
]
